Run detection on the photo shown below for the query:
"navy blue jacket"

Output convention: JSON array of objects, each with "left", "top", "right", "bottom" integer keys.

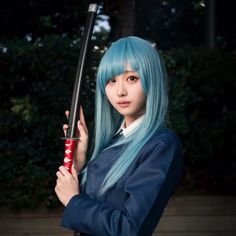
[{"left": 61, "top": 128, "right": 183, "bottom": 236}]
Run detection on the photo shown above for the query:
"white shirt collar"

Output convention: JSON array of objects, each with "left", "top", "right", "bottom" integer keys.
[{"left": 114, "top": 115, "right": 145, "bottom": 137}]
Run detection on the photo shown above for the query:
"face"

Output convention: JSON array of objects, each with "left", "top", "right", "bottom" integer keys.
[{"left": 105, "top": 65, "right": 146, "bottom": 127}]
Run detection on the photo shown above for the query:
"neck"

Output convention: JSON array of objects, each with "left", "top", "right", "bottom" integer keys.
[{"left": 124, "top": 112, "right": 145, "bottom": 128}]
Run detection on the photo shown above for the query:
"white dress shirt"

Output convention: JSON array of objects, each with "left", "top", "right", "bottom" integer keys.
[{"left": 114, "top": 115, "right": 145, "bottom": 137}]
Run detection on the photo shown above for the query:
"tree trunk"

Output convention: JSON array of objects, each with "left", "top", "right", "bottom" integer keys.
[{"left": 105, "top": 0, "right": 136, "bottom": 40}]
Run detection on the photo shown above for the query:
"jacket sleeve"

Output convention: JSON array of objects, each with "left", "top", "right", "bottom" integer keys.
[{"left": 61, "top": 136, "right": 182, "bottom": 236}]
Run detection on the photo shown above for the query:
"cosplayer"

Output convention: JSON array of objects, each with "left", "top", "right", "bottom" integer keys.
[{"left": 55, "top": 36, "right": 183, "bottom": 236}]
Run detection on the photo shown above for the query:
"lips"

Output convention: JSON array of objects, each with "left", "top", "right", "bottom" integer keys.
[{"left": 117, "top": 101, "right": 131, "bottom": 107}]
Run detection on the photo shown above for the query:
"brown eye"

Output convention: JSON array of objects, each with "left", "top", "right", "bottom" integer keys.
[
  {"left": 127, "top": 76, "right": 138, "bottom": 82},
  {"left": 108, "top": 78, "right": 116, "bottom": 83}
]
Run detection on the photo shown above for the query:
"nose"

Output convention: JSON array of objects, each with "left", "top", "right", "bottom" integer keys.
[{"left": 117, "top": 80, "right": 127, "bottom": 97}]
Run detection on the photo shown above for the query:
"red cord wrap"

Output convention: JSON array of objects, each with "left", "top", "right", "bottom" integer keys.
[{"left": 63, "top": 139, "right": 76, "bottom": 173}]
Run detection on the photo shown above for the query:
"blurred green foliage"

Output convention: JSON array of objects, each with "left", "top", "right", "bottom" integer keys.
[
  {"left": 0, "top": 36, "right": 235, "bottom": 209},
  {"left": 164, "top": 48, "right": 236, "bottom": 194}
]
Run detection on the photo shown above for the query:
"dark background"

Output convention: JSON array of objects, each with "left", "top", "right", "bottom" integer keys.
[{"left": 0, "top": 0, "right": 235, "bottom": 209}]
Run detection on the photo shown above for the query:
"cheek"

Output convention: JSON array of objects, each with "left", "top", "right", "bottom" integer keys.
[
  {"left": 137, "top": 92, "right": 146, "bottom": 108},
  {"left": 132, "top": 85, "right": 146, "bottom": 105},
  {"left": 105, "top": 86, "right": 114, "bottom": 104}
]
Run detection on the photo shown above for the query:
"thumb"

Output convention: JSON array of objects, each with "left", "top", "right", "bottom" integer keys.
[{"left": 71, "top": 165, "right": 78, "bottom": 181}]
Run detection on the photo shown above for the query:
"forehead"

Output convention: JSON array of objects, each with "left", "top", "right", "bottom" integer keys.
[{"left": 125, "top": 64, "right": 136, "bottom": 72}]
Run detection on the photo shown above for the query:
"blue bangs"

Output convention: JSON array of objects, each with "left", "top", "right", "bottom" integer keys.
[
  {"left": 96, "top": 36, "right": 160, "bottom": 95},
  {"left": 97, "top": 38, "right": 141, "bottom": 94}
]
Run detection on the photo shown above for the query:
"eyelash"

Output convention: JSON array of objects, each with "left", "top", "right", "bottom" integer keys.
[
  {"left": 108, "top": 78, "right": 116, "bottom": 83},
  {"left": 108, "top": 76, "right": 139, "bottom": 84},
  {"left": 127, "top": 76, "right": 138, "bottom": 82}
]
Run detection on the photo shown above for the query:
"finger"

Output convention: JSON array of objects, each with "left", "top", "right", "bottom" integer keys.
[
  {"left": 77, "top": 120, "right": 88, "bottom": 140},
  {"left": 71, "top": 165, "right": 78, "bottom": 180},
  {"left": 65, "top": 110, "right": 69, "bottom": 119},
  {"left": 56, "top": 170, "right": 64, "bottom": 180},
  {"left": 63, "top": 124, "right": 69, "bottom": 137},
  {"left": 79, "top": 106, "right": 88, "bottom": 133},
  {"left": 56, "top": 178, "right": 61, "bottom": 185},
  {"left": 59, "top": 165, "right": 71, "bottom": 176}
]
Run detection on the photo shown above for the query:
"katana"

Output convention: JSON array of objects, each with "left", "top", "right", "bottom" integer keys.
[{"left": 63, "top": 3, "right": 98, "bottom": 172}]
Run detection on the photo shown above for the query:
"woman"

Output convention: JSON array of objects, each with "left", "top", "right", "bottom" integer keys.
[{"left": 55, "top": 36, "right": 183, "bottom": 236}]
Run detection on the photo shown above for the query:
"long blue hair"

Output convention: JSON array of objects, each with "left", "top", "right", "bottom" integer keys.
[{"left": 81, "top": 36, "right": 168, "bottom": 197}]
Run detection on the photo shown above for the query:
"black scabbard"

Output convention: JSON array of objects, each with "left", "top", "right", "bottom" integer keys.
[
  {"left": 63, "top": 3, "right": 97, "bottom": 172},
  {"left": 67, "top": 3, "right": 98, "bottom": 139}
]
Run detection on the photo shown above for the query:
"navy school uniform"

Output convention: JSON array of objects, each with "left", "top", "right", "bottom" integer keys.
[{"left": 61, "top": 127, "right": 183, "bottom": 236}]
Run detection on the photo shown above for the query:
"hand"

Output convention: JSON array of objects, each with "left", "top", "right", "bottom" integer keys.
[
  {"left": 63, "top": 106, "right": 89, "bottom": 172},
  {"left": 55, "top": 165, "right": 79, "bottom": 206}
]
